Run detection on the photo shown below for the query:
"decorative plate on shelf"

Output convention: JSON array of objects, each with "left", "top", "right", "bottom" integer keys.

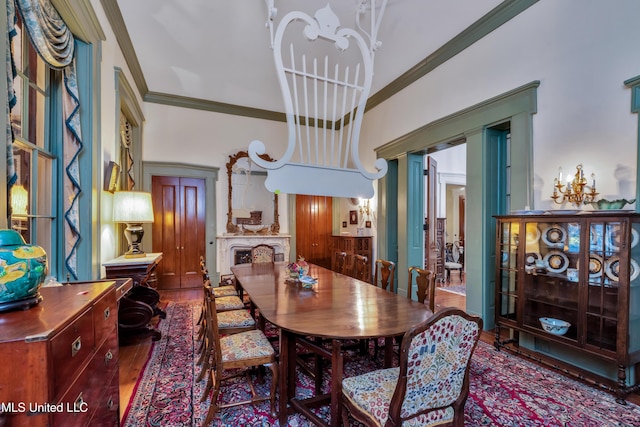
[
  {"left": 605, "top": 225, "right": 639, "bottom": 252},
  {"left": 543, "top": 250, "right": 569, "bottom": 274},
  {"left": 541, "top": 224, "right": 567, "bottom": 248},
  {"left": 577, "top": 253, "right": 604, "bottom": 278},
  {"left": 604, "top": 256, "right": 640, "bottom": 282},
  {"left": 525, "top": 252, "right": 542, "bottom": 266}
]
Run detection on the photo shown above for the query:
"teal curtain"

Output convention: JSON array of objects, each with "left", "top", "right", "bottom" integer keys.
[{"left": 11, "top": 0, "right": 81, "bottom": 279}]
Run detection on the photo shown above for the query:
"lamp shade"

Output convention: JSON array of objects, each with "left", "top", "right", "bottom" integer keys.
[{"left": 113, "top": 191, "right": 155, "bottom": 223}]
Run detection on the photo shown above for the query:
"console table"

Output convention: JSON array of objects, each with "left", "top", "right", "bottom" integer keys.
[{"left": 103, "top": 253, "right": 165, "bottom": 342}]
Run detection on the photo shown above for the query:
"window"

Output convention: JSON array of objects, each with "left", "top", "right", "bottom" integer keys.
[{"left": 10, "top": 15, "right": 57, "bottom": 268}]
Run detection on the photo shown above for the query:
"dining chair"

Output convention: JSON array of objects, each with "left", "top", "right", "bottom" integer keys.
[
  {"left": 373, "top": 259, "right": 396, "bottom": 293},
  {"left": 341, "top": 308, "right": 483, "bottom": 427},
  {"left": 444, "top": 241, "right": 464, "bottom": 283},
  {"left": 196, "top": 289, "right": 256, "bottom": 385},
  {"left": 200, "top": 256, "right": 237, "bottom": 297},
  {"left": 353, "top": 254, "right": 369, "bottom": 282},
  {"left": 251, "top": 244, "right": 275, "bottom": 263},
  {"left": 334, "top": 251, "right": 348, "bottom": 275},
  {"left": 201, "top": 295, "right": 278, "bottom": 426},
  {"left": 408, "top": 266, "right": 437, "bottom": 312}
]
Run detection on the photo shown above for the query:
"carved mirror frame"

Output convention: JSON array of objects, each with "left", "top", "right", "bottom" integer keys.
[{"left": 226, "top": 150, "right": 280, "bottom": 234}]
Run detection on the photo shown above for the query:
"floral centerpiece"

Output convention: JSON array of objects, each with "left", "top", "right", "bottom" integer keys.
[{"left": 286, "top": 256, "right": 309, "bottom": 279}]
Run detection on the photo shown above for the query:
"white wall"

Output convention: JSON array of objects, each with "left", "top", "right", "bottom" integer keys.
[
  {"left": 92, "top": 1, "right": 147, "bottom": 268},
  {"left": 360, "top": 0, "right": 640, "bottom": 210}
]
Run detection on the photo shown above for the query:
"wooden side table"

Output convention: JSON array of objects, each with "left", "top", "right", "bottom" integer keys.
[{"left": 103, "top": 253, "right": 165, "bottom": 342}]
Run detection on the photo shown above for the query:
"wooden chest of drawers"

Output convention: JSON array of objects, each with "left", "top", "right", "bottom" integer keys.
[{"left": 0, "top": 282, "right": 119, "bottom": 427}]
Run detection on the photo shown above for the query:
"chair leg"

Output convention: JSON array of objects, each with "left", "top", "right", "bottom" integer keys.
[
  {"left": 267, "top": 362, "right": 278, "bottom": 416},
  {"left": 202, "top": 375, "right": 221, "bottom": 427}
]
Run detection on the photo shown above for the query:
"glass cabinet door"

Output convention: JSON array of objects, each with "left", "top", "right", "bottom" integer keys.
[
  {"left": 521, "top": 219, "right": 580, "bottom": 342},
  {"left": 496, "top": 220, "right": 519, "bottom": 323}
]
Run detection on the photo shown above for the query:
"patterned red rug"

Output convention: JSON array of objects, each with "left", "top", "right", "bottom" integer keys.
[{"left": 122, "top": 301, "right": 640, "bottom": 427}]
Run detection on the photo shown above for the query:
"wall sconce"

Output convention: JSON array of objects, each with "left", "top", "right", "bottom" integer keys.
[
  {"left": 113, "top": 191, "right": 155, "bottom": 258},
  {"left": 551, "top": 164, "right": 598, "bottom": 207},
  {"left": 10, "top": 184, "right": 28, "bottom": 216},
  {"left": 359, "top": 198, "right": 372, "bottom": 217}
]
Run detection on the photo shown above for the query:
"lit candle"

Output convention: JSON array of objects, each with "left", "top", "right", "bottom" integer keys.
[
  {"left": 591, "top": 173, "right": 596, "bottom": 189},
  {"left": 558, "top": 167, "right": 563, "bottom": 183}
]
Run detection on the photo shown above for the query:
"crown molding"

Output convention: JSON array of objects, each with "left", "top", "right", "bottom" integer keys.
[
  {"left": 366, "top": 0, "right": 538, "bottom": 112},
  {"left": 144, "top": 92, "right": 287, "bottom": 122},
  {"left": 100, "top": 0, "right": 148, "bottom": 96}
]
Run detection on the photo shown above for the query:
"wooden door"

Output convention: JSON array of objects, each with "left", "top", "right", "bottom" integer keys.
[
  {"left": 296, "top": 195, "right": 332, "bottom": 269},
  {"left": 151, "top": 176, "right": 205, "bottom": 289},
  {"left": 425, "top": 156, "right": 438, "bottom": 271}
]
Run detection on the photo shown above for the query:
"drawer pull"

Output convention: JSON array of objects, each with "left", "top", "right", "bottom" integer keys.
[
  {"left": 71, "top": 336, "right": 82, "bottom": 357},
  {"left": 107, "top": 396, "right": 115, "bottom": 410},
  {"left": 105, "top": 349, "right": 113, "bottom": 364},
  {"left": 104, "top": 306, "right": 111, "bottom": 319}
]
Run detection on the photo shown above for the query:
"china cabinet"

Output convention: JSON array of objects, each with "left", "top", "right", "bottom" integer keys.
[
  {"left": 494, "top": 211, "right": 640, "bottom": 402},
  {"left": 331, "top": 236, "right": 373, "bottom": 282}
]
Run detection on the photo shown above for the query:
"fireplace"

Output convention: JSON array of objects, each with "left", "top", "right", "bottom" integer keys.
[{"left": 217, "top": 234, "right": 291, "bottom": 275}]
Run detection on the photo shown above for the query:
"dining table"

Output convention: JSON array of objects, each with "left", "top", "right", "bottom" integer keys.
[{"left": 231, "top": 261, "right": 432, "bottom": 427}]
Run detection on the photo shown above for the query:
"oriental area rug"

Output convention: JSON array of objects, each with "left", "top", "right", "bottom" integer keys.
[{"left": 122, "top": 301, "right": 640, "bottom": 427}]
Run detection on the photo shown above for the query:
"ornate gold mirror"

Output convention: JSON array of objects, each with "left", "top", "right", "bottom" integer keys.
[{"left": 226, "top": 150, "right": 280, "bottom": 234}]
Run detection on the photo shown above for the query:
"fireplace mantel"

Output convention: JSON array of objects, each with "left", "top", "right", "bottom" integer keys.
[{"left": 217, "top": 234, "right": 291, "bottom": 276}]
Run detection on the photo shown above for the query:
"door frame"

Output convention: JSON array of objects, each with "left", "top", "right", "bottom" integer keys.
[
  {"left": 142, "top": 162, "right": 218, "bottom": 280},
  {"left": 376, "top": 81, "right": 538, "bottom": 327}
]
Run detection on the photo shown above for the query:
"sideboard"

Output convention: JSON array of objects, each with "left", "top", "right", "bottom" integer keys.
[{"left": 0, "top": 282, "right": 119, "bottom": 426}]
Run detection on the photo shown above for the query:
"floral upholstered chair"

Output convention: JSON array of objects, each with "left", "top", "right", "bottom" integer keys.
[
  {"left": 251, "top": 244, "right": 275, "bottom": 263},
  {"left": 341, "top": 308, "right": 483, "bottom": 427}
]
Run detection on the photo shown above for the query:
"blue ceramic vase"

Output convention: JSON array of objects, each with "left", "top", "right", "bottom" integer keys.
[{"left": 0, "top": 229, "right": 48, "bottom": 310}]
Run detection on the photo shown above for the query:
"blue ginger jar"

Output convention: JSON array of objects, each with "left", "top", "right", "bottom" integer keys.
[{"left": 0, "top": 229, "right": 48, "bottom": 312}]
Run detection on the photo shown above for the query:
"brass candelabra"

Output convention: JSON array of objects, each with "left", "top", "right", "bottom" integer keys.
[{"left": 551, "top": 164, "right": 598, "bottom": 206}]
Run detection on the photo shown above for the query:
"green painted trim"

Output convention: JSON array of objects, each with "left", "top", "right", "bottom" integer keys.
[
  {"left": 144, "top": 91, "right": 287, "bottom": 123},
  {"left": 404, "top": 153, "right": 424, "bottom": 300},
  {"left": 100, "top": 0, "right": 148, "bottom": 96},
  {"left": 377, "top": 81, "right": 539, "bottom": 159},
  {"left": 115, "top": 67, "right": 144, "bottom": 125},
  {"left": 142, "top": 162, "right": 219, "bottom": 278},
  {"left": 366, "top": 0, "right": 539, "bottom": 112}
]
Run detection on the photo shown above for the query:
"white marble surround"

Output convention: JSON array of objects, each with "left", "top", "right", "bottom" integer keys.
[{"left": 217, "top": 234, "right": 291, "bottom": 275}]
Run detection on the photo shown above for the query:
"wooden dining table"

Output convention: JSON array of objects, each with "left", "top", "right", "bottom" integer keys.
[{"left": 231, "top": 261, "right": 432, "bottom": 427}]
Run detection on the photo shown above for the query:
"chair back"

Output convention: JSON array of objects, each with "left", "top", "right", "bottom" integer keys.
[
  {"left": 204, "top": 293, "right": 224, "bottom": 369},
  {"left": 373, "top": 259, "right": 396, "bottom": 293},
  {"left": 352, "top": 254, "right": 368, "bottom": 282},
  {"left": 200, "top": 255, "right": 210, "bottom": 282},
  {"left": 251, "top": 244, "right": 275, "bottom": 263},
  {"left": 389, "top": 308, "right": 483, "bottom": 425},
  {"left": 407, "top": 266, "right": 436, "bottom": 312},
  {"left": 334, "top": 251, "right": 348, "bottom": 275}
]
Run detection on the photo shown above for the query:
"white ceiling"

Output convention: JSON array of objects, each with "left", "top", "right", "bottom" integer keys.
[{"left": 116, "top": 0, "right": 502, "bottom": 113}]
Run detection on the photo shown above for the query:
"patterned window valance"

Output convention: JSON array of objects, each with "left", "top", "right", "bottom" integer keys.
[{"left": 14, "top": 0, "right": 74, "bottom": 68}]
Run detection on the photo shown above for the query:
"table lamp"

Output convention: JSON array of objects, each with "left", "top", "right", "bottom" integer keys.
[{"left": 113, "top": 191, "right": 155, "bottom": 258}]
